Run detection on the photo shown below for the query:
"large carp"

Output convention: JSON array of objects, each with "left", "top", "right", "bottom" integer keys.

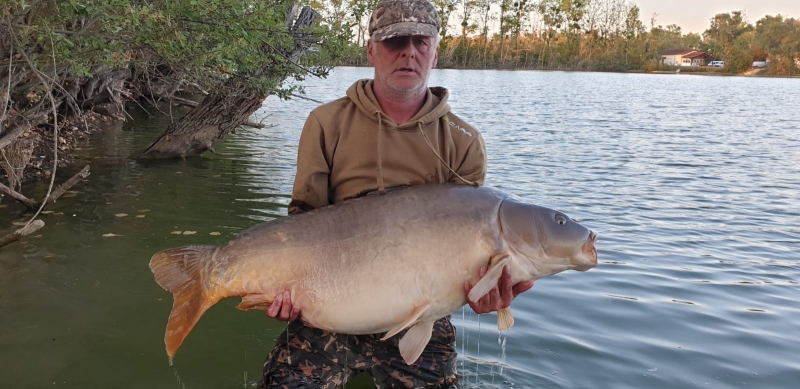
[{"left": 150, "top": 184, "right": 598, "bottom": 364}]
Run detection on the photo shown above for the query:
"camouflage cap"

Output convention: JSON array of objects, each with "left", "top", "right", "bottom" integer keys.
[{"left": 369, "top": 0, "right": 440, "bottom": 42}]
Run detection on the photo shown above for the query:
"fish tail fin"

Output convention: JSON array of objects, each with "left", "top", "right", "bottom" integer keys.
[{"left": 149, "top": 245, "right": 220, "bottom": 361}]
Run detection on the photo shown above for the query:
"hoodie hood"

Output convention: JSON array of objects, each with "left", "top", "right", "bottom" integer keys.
[
  {"left": 345, "top": 79, "right": 457, "bottom": 194},
  {"left": 346, "top": 79, "right": 451, "bottom": 129}
]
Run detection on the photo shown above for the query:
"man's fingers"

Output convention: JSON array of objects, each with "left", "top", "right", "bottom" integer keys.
[
  {"left": 512, "top": 280, "right": 535, "bottom": 297},
  {"left": 267, "top": 292, "right": 283, "bottom": 318},
  {"left": 467, "top": 265, "right": 529, "bottom": 314},
  {"left": 487, "top": 286, "right": 500, "bottom": 308},
  {"left": 501, "top": 264, "right": 511, "bottom": 279},
  {"left": 266, "top": 291, "right": 300, "bottom": 322},
  {"left": 464, "top": 281, "right": 477, "bottom": 307},
  {"left": 464, "top": 281, "right": 481, "bottom": 312},
  {"left": 476, "top": 292, "right": 492, "bottom": 314},
  {"left": 498, "top": 265, "right": 514, "bottom": 303},
  {"left": 279, "top": 291, "right": 292, "bottom": 320},
  {"left": 471, "top": 286, "right": 500, "bottom": 314},
  {"left": 289, "top": 306, "right": 301, "bottom": 322}
]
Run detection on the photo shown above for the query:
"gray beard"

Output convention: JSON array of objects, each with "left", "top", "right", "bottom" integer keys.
[{"left": 381, "top": 75, "right": 428, "bottom": 100}]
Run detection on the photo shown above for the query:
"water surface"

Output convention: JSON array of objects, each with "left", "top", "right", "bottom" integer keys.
[{"left": 1, "top": 68, "right": 799, "bottom": 388}]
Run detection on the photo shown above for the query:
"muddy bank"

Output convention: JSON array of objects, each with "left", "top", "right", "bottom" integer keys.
[{"left": 1, "top": 112, "right": 112, "bottom": 192}]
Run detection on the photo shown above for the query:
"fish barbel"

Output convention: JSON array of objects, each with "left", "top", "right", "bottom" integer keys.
[{"left": 150, "top": 184, "right": 598, "bottom": 364}]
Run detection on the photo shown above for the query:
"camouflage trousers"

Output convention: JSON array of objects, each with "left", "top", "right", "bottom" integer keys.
[{"left": 258, "top": 316, "right": 458, "bottom": 389}]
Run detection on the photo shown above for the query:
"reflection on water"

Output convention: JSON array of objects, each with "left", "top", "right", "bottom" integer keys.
[{"left": 2, "top": 68, "right": 799, "bottom": 388}]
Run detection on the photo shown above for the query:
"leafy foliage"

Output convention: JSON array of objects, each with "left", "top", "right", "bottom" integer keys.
[
  {"left": 754, "top": 15, "right": 800, "bottom": 75},
  {"left": 2, "top": 0, "right": 350, "bottom": 100}
]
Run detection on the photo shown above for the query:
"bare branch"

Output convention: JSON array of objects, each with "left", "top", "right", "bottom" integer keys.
[
  {"left": 168, "top": 95, "right": 199, "bottom": 108},
  {"left": 0, "top": 40, "right": 13, "bottom": 134},
  {"left": 0, "top": 219, "right": 45, "bottom": 248},
  {"left": 241, "top": 121, "right": 268, "bottom": 129},
  {"left": 264, "top": 41, "right": 326, "bottom": 78},
  {"left": 48, "top": 165, "right": 91, "bottom": 203},
  {"left": 292, "top": 93, "right": 324, "bottom": 104},
  {"left": 8, "top": 23, "right": 61, "bottom": 222},
  {"left": 0, "top": 114, "right": 45, "bottom": 150},
  {"left": 0, "top": 164, "right": 90, "bottom": 210},
  {"left": 0, "top": 182, "right": 39, "bottom": 209}
]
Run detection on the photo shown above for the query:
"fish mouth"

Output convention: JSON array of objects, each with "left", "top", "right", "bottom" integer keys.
[{"left": 576, "top": 230, "right": 599, "bottom": 271}]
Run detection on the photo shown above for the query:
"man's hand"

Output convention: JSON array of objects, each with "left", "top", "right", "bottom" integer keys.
[
  {"left": 463, "top": 265, "right": 534, "bottom": 314},
  {"left": 267, "top": 291, "right": 302, "bottom": 322}
]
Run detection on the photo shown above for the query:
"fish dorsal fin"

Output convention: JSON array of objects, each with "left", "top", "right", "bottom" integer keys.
[
  {"left": 380, "top": 303, "right": 431, "bottom": 341},
  {"left": 398, "top": 321, "right": 435, "bottom": 365},
  {"left": 497, "top": 307, "right": 515, "bottom": 331},
  {"left": 467, "top": 254, "right": 511, "bottom": 303}
]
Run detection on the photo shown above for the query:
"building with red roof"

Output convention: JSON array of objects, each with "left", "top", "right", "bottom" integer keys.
[{"left": 661, "top": 49, "right": 715, "bottom": 67}]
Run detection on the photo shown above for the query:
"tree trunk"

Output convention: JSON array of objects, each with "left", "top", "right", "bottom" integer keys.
[
  {"left": 135, "top": 6, "right": 319, "bottom": 160},
  {"left": 133, "top": 93, "right": 265, "bottom": 158}
]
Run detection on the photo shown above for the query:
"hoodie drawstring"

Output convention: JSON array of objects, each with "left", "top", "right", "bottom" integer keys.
[
  {"left": 375, "top": 113, "right": 477, "bottom": 194},
  {"left": 418, "top": 121, "right": 478, "bottom": 187},
  {"left": 375, "top": 112, "right": 387, "bottom": 194}
]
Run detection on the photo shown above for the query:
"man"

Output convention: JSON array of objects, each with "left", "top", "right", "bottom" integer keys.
[{"left": 258, "top": 0, "right": 533, "bottom": 387}]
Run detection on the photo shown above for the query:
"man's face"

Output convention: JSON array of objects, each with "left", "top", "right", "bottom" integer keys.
[{"left": 367, "top": 35, "right": 438, "bottom": 97}]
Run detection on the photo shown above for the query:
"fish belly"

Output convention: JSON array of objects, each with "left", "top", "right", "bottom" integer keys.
[{"left": 296, "top": 248, "right": 488, "bottom": 334}]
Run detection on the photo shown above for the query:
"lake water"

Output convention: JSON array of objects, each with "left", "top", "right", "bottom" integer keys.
[{"left": 1, "top": 67, "right": 799, "bottom": 388}]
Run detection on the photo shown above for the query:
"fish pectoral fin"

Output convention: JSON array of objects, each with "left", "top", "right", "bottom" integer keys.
[
  {"left": 398, "top": 321, "right": 435, "bottom": 365},
  {"left": 236, "top": 294, "right": 274, "bottom": 311},
  {"left": 468, "top": 254, "right": 512, "bottom": 303},
  {"left": 380, "top": 303, "right": 431, "bottom": 341},
  {"left": 497, "top": 307, "right": 515, "bottom": 331}
]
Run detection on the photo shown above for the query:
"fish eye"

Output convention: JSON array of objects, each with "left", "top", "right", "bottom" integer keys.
[{"left": 555, "top": 214, "right": 567, "bottom": 225}]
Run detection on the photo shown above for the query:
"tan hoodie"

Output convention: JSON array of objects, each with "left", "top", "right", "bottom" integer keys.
[{"left": 288, "top": 79, "right": 486, "bottom": 215}]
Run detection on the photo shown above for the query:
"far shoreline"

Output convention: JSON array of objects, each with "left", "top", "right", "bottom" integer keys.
[{"left": 336, "top": 64, "right": 800, "bottom": 79}]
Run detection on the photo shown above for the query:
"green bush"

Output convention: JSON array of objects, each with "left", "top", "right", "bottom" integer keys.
[
  {"left": 722, "top": 46, "right": 753, "bottom": 73},
  {"left": 4, "top": 0, "right": 350, "bottom": 98}
]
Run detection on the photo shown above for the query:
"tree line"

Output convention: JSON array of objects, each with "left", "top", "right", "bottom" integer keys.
[{"left": 328, "top": 0, "right": 800, "bottom": 75}]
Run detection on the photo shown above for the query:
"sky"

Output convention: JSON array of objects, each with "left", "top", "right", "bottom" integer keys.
[{"left": 634, "top": 0, "right": 800, "bottom": 34}]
